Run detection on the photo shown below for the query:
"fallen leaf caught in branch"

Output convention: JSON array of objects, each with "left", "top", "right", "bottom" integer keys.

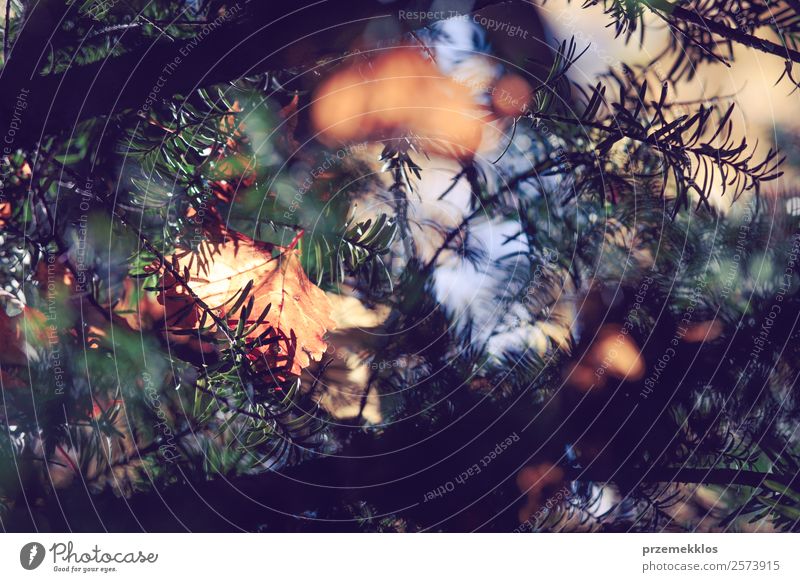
[{"left": 156, "top": 230, "right": 335, "bottom": 377}]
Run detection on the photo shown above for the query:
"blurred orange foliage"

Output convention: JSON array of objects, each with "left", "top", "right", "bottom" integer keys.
[
  {"left": 311, "top": 49, "right": 485, "bottom": 158},
  {"left": 567, "top": 324, "right": 645, "bottom": 390},
  {"left": 517, "top": 462, "right": 567, "bottom": 523}
]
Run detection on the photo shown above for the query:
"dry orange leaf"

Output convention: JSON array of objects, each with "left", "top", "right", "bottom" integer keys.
[
  {"left": 311, "top": 49, "right": 484, "bottom": 157},
  {"left": 591, "top": 325, "right": 645, "bottom": 381},
  {"left": 0, "top": 304, "right": 47, "bottom": 367},
  {"left": 492, "top": 74, "right": 533, "bottom": 117},
  {"left": 567, "top": 324, "right": 645, "bottom": 391},
  {"left": 157, "top": 230, "right": 335, "bottom": 377},
  {"left": 682, "top": 320, "right": 723, "bottom": 343},
  {"left": 516, "top": 462, "right": 566, "bottom": 523},
  {"left": 0, "top": 201, "right": 11, "bottom": 228}
]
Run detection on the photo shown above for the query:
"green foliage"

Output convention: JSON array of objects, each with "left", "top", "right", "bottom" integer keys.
[{"left": 2, "top": 0, "right": 800, "bottom": 533}]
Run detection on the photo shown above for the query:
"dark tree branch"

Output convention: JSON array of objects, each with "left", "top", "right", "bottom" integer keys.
[
  {"left": 653, "top": 0, "right": 800, "bottom": 64},
  {"left": 566, "top": 465, "right": 799, "bottom": 489},
  {"left": 0, "top": 0, "right": 505, "bottom": 146}
]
